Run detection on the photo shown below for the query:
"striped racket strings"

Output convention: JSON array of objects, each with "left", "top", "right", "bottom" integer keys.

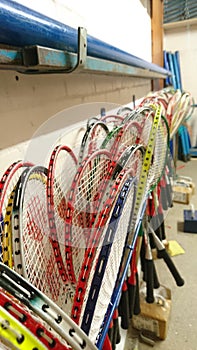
[
  {"left": 0, "top": 263, "right": 97, "bottom": 350},
  {"left": 13, "top": 166, "right": 73, "bottom": 313}
]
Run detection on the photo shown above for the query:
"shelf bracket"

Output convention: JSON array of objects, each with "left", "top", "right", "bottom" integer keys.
[{"left": 22, "top": 27, "right": 87, "bottom": 73}]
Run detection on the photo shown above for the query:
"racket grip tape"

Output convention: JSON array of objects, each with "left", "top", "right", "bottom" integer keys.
[
  {"left": 112, "top": 309, "right": 121, "bottom": 347},
  {"left": 127, "top": 279, "right": 136, "bottom": 319},
  {"left": 158, "top": 249, "right": 184, "bottom": 287},
  {"left": 145, "top": 259, "right": 155, "bottom": 303},
  {"left": 149, "top": 223, "right": 184, "bottom": 287},
  {"left": 153, "top": 261, "right": 160, "bottom": 289},
  {"left": 133, "top": 272, "right": 141, "bottom": 315},
  {"left": 118, "top": 281, "right": 130, "bottom": 330},
  {"left": 107, "top": 320, "right": 114, "bottom": 349}
]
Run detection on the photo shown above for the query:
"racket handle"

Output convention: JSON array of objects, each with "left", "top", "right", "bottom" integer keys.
[
  {"left": 127, "top": 279, "right": 136, "bottom": 319},
  {"left": 112, "top": 309, "right": 121, "bottom": 347},
  {"left": 153, "top": 261, "right": 160, "bottom": 289},
  {"left": 160, "top": 182, "right": 168, "bottom": 211},
  {"left": 140, "top": 236, "right": 146, "bottom": 275},
  {"left": 103, "top": 334, "right": 112, "bottom": 350},
  {"left": 133, "top": 272, "right": 141, "bottom": 315},
  {"left": 118, "top": 281, "right": 130, "bottom": 330},
  {"left": 166, "top": 180, "right": 173, "bottom": 208},
  {"left": 150, "top": 225, "right": 184, "bottom": 287},
  {"left": 145, "top": 259, "right": 155, "bottom": 303},
  {"left": 107, "top": 320, "right": 114, "bottom": 349},
  {"left": 158, "top": 249, "right": 184, "bottom": 286}
]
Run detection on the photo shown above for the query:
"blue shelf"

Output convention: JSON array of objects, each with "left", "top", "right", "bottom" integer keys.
[
  {"left": 0, "top": 44, "right": 169, "bottom": 78},
  {"left": 0, "top": 0, "right": 170, "bottom": 78}
]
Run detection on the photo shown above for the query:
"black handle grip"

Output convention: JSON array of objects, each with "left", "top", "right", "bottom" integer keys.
[
  {"left": 118, "top": 283, "right": 130, "bottom": 330},
  {"left": 158, "top": 249, "right": 184, "bottom": 286},
  {"left": 127, "top": 281, "right": 136, "bottom": 318},
  {"left": 133, "top": 272, "right": 141, "bottom": 315},
  {"left": 148, "top": 223, "right": 184, "bottom": 287},
  {"left": 112, "top": 309, "right": 121, "bottom": 348},
  {"left": 160, "top": 185, "right": 168, "bottom": 211},
  {"left": 166, "top": 182, "right": 173, "bottom": 208},
  {"left": 153, "top": 261, "right": 160, "bottom": 289},
  {"left": 145, "top": 259, "right": 155, "bottom": 303}
]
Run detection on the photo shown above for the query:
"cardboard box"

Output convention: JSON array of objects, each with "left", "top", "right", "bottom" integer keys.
[
  {"left": 132, "top": 285, "right": 171, "bottom": 340},
  {"left": 172, "top": 185, "right": 192, "bottom": 204},
  {"left": 175, "top": 176, "right": 195, "bottom": 195}
]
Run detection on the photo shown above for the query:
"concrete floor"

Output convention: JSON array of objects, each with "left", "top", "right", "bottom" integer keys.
[{"left": 124, "top": 158, "right": 197, "bottom": 350}]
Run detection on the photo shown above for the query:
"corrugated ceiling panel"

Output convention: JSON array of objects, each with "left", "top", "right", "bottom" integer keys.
[{"left": 164, "top": 0, "right": 197, "bottom": 23}]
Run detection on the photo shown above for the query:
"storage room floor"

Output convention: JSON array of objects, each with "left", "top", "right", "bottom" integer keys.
[{"left": 123, "top": 157, "right": 197, "bottom": 350}]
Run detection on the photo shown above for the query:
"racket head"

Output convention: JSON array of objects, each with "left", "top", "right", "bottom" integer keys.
[
  {"left": 0, "top": 263, "right": 97, "bottom": 350},
  {"left": 65, "top": 149, "right": 114, "bottom": 284},
  {"left": 80, "top": 176, "right": 137, "bottom": 343},
  {"left": 12, "top": 165, "right": 73, "bottom": 312},
  {"left": 47, "top": 144, "right": 77, "bottom": 283},
  {"left": 0, "top": 305, "right": 47, "bottom": 350},
  {"left": 0, "top": 161, "right": 33, "bottom": 263},
  {"left": 78, "top": 121, "right": 109, "bottom": 165},
  {"left": 71, "top": 144, "right": 144, "bottom": 326},
  {"left": 2, "top": 187, "right": 16, "bottom": 267},
  {"left": 0, "top": 288, "right": 70, "bottom": 350}
]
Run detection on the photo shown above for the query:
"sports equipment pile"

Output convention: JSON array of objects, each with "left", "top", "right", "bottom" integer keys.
[{"left": 0, "top": 88, "right": 193, "bottom": 349}]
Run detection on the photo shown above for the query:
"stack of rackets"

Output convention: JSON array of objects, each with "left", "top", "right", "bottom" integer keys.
[{"left": 0, "top": 87, "right": 193, "bottom": 350}]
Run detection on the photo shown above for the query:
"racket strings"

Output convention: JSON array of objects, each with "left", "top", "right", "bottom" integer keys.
[
  {"left": 71, "top": 145, "right": 143, "bottom": 325},
  {"left": 65, "top": 151, "right": 113, "bottom": 286},
  {"left": 19, "top": 169, "right": 74, "bottom": 312},
  {"left": 78, "top": 122, "right": 109, "bottom": 166},
  {"left": 83, "top": 178, "right": 137, "bottom": 343},
  {"left": 47, "top": 146, "right": 77, "bottom": 283}
]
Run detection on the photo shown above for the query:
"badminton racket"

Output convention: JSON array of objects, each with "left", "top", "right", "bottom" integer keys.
[
  {"left": 148, "top": 224, "right": 184, "bottom": 287},
  {"left": 71, "top": 144, "right": 143, "bottom": 328},
  {"left": 0, "top": 288, "right": 70, "bottom": 350},
  {"left": 96, "top": 105, "right": 167, "bottom": 347},
  {"left": 12, "top": 165, "right": 73, "bottom": 312},
  {"left": 0, "top": 305, "right": 47, "bottom": 350},
  {"left": 0, "top": 161, "right": 33, "bottom": 263},
  {"left": 47, "top": 144, "right": 77, "bottom": 283},
  {"left": 65, "top": 148, "right": 114, "bottom": 285},
  {"left": 80, "top": 175, "right": 138, "bottom": 341},
  {"left": 0, "top": 263, "right": 97, "bottom": 350},
  {"left": 2, "top": 187, "right": 16, "bottom": 267},
  {"left": 78, "top": 121, "right": 109, "bottom": 165}
]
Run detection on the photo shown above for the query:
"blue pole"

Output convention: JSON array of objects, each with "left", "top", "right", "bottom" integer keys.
[{"left": 0, "top": 0, "right": 170, "bottom": 75}]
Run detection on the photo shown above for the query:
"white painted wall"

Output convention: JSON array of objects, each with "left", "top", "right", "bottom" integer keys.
[{"left": 12, "top": 0, "right": 152, "bottom": 61}]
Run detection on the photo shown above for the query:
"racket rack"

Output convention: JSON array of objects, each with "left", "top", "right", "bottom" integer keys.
[{"left": 0, "top": 0, "right": 170, "bottom": 78}]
